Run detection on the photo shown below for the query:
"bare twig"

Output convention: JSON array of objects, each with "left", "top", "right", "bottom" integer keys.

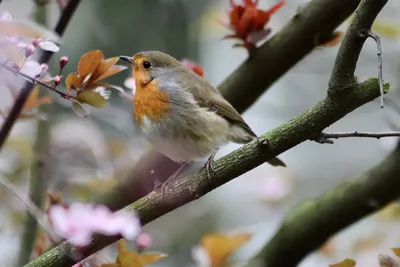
[
  {"left": 313, "top": 131, "right": 400, "bottom": 144},
  {"left": 1, "top": 63, "right": 70, "bottom": 99},
  {"left": 361, "top": 30, "right": 385, "bottom": 108},
  {"left": 0, "top": 176, "right": 59, "bottom": 242},
  {"left": 0, "top": 0, "right": 81, "bottom": 150}
]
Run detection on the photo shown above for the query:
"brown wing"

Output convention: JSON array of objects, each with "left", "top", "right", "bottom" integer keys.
[{"left": 179, "top": 69, "right": 256, "bottom": 138}]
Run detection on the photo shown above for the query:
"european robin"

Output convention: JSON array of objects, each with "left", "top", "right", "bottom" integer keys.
[{"left": 119, "top": 51, "right": 286, "bottom": 189}]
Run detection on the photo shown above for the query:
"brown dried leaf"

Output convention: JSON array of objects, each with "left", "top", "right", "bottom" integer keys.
[
  {"left": 199, "top": 232, "right": 252, "bottom": 267},
  {"left": 77, "top": 50, "right": 103, "bottom": 77},
  {"left": 73, "top": 90, "right": 108, "bottom": 108},
  {"left": 89, "top": 57, "right": 119, "bottom": 83},
  {"left": 330, "top": 258, "right": 356, "bottom": 267},
  {"left": 65, "top": 72, "right": 84, "bottom": 91},
  {"left": 114, "top": 239, "right": 167, "bottom": 267},
  {"left": 392, "top": 248, "right": 400, "bottom": 257}
]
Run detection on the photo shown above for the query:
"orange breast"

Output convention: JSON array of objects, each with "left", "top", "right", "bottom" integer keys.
[{"left": 133, "top": 79, "right": 170, "bottom": 127}]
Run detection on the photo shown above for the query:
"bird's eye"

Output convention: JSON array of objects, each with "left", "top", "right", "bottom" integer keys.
[{"left": 143, "top": 61, "right": 151, "bottom": 69}]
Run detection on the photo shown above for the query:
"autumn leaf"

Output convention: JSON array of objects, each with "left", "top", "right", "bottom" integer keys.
[
  {"left": 330, "top": 258, "right": 356, "bottom": 267},
  {"left": 195, "top": 232, "right": 252, "bottom": 267},
  {"left": 391, "top": 248, "right": 400, "bottom": 257},
  {"left": 318, "top": 31, "right": 343, "bottom": 48},
  {"left": 78, "top": 50, "right": 103, "bottom": 77},
  {"left": 100, "top": 239, "right": 167, "bottom": 267},
  {"left": 73, "top": 90, "right": 108, "bottom": 108},
  {"left": 65, "top": 72, "right": 85, "bottom": 92}
]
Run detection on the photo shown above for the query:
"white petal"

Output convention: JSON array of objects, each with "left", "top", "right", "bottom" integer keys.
[
  {"left": 0, "top": 12, "right": 12, "bottom": 22},
  {"left": 38, "top": 40, "right": 59, "bottom": 52},
  {"left": 20, "top": 60, "right": 42, "bottom": 77},
  {"left": 71, "top": 100, "right": 90, "bottom": 118},
  {"left": 191, "top": 246, "right": 211, "bottom": 267}
]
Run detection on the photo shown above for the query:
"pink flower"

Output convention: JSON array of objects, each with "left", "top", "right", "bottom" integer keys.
[
  {"left": 255, "top": 176, "right": 290, "bottom": 202},
  {"left": 136, "top": 233, "right": 152, "bottom": 251},
  {"left": 49, "top": 203, "right": 141, "bottom": 246}
]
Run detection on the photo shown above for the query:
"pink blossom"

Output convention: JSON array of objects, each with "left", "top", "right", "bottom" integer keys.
[
  {"left": 124, "top": 76, "right": 135, "bottom": 95},
  {"left": 136, "top": 233, "right": 152, "bottom": 251},
  {"left": 255, "top": 176, "right": 291, "bottom": 202},
  {"left": 49, "top": 203, "right": 141, "bottom": 246}
]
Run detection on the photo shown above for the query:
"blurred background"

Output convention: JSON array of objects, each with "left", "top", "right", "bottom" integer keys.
[{"left": 0, "top": 0, "right": 400, "bottom": 266}]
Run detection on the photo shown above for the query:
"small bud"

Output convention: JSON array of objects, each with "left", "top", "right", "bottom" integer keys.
[
  {"left": 54, "top": 75, "right": 61, "bottom": 86},
  {"left": 59, "top": 56, "right": 68, "bottom": 69},
  {"left": 32, "top": 38, "right": 41, "bottom": 47},
  {"left": 25, "top": 44, "right": 35, "bottom": 58},
  {"left": 41, "top": 63, "right": 49, "bottom": 71},
  {"left": 136, "top": 233, "right": 151, "bottom": 252}
]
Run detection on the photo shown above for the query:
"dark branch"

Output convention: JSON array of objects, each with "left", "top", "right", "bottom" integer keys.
[
  {"left": 24, "top": 78, "right": 385, "bottom": 267},
  {"left": 313, "top": 131, "right": 400, "bottom": 144},
  {"left": 0, "top": 0, "right": 81, "bottom": 150},
  {"left": 329, "top": 0, "right": 388, "bottom": 94}
]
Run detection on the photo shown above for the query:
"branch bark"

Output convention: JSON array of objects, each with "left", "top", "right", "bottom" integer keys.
[
  {"left": 25, "top": 77, "right": 385, "bottom": 267},
  {"left": 97, "top": 0, "right": 363, "bottom": 212}
]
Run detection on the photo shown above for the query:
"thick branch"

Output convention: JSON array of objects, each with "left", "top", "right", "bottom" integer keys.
[
  {"left": 25, "top": 78, "right": 384, "bottom": 267},
  {"left": 329, "top": 0, "right": 388, "bottom": 92},
  {"left": 98, "top": 0, "right": 363, "bottom": 212},
  {"left": 255, "top": 142, "right": 400, "bottom": 267}
]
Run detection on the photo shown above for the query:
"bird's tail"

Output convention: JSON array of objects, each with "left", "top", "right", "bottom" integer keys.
[{"left": 267, "top": 156, "right": 286, "bottom": 167}]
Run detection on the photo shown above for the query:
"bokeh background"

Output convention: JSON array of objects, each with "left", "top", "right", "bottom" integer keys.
[{"left": 1, "top": 0, "right": 400, "bottom": 266}]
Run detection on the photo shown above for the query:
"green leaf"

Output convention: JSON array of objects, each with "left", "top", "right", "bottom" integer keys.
[{"left": 73, "top": 90, "right": 108, "bottom": 108}]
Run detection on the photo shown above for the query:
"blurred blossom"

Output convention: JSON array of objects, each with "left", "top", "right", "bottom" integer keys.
[
  {"left": 93, "top": 86, "right": 111, "bottom": 100},
  {"left": 180, "top": 59, "right": 205, "bottom": 77},
  {"left": 49, "top": 203, "right": 141, "bottom": 246},
  {"left": 19, "top": 60, "right": 42, "bottom": 77},
  {"left": 192, "top": 246, "right": 211, "bottom": 267},
  {"left": 124, "top": 76, "right": 135, "bottom": 95},
  {"left": 136, "top": 232, "right": 152, "bottom": 251},
  {"left": 254, "top": 175, "right": 291, "bottom": 202}
]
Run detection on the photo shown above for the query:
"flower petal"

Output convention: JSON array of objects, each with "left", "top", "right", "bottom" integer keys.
[
  {"left": 38, "top": 40, "right": 59, "bottom": 52},
  {"left": 20, "top": 60, "right": 42, "bottom": 77}
]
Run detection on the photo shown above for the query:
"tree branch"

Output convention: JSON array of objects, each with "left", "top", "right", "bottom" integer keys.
[
  {"left": 25, "top": 77, "right": 385, "bottom": 267},
  {"left": 328, "top": 0, "right": 386, "bottom": 94},
  {"left": 0, "top": 0, "right": 81, "bottom": 150},
  {"left": 97, "top": 0, "right": 364, "bottom": 212},
  {"left": 257, "top": 1, "right": 390, "bottom": 267},
  {"left": 254, "top": 142, "right": 400, "bottom": 267},
  {"left": 313, "top": 131, "right": 400, "bottom": 144}
]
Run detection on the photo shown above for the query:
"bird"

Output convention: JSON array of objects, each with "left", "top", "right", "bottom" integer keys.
[{"left": 119, "top": 51, "right": 286, "bottom": 191}]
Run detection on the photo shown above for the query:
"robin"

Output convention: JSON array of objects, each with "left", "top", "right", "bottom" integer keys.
[{"left": 119, "top": 51, "right": 286, "bottom": 192}]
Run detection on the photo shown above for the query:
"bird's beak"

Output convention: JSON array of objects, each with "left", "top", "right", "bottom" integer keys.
[{"left": 119, "top": 55, "right": 134, "bottom": 65}]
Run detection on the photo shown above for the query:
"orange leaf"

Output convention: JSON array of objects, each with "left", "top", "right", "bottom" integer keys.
[
  {"left": 391, "top": 248, "right": 400, "bottom": 257},
  {"left": 65, "top": 72, "right": 85, "bottom": 91},
  {"left": 115, "top": 240, "right": 167, "bottom": 267},
  {"left": 199, "top": 232, "right": 252, "bottom": 267},
  {"left": 329, "top": 258, "right": 356, "bottom": 267},
  {"left": 23, "top": 87, "right": 52, "bottom": 110},
  {"left": 319, "top": 31, "right": 343, "bottom": 47},
  {"left": 89, "top": 57, "right": 119, "bottom": 83},
  {"left": 77, "top": 50, "right": 103, "bottom": 77}
]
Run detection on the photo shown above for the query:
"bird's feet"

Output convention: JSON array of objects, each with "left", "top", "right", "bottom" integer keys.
[
  {"left": 202, "top": 149, "right": 219, "bottom": 185},
  {"left": 152, "top": 162, "right": 188, "bottom": 200}
]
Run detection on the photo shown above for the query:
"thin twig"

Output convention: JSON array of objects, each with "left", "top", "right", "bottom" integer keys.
[
  {"left": 0, "top": 0, "right": 81, "bottom": 150},
  {"left": 313, "top": 131, "right": 400, "bottom": 144},
  {"left": 1, "top": 63, "right": 69, "bottom": 98},
  {"left": 0, "top": 176, "right": 59, "bottom": 242},
  {"left": 362, "top": 30, "right": 385, "bottom": 108}
]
